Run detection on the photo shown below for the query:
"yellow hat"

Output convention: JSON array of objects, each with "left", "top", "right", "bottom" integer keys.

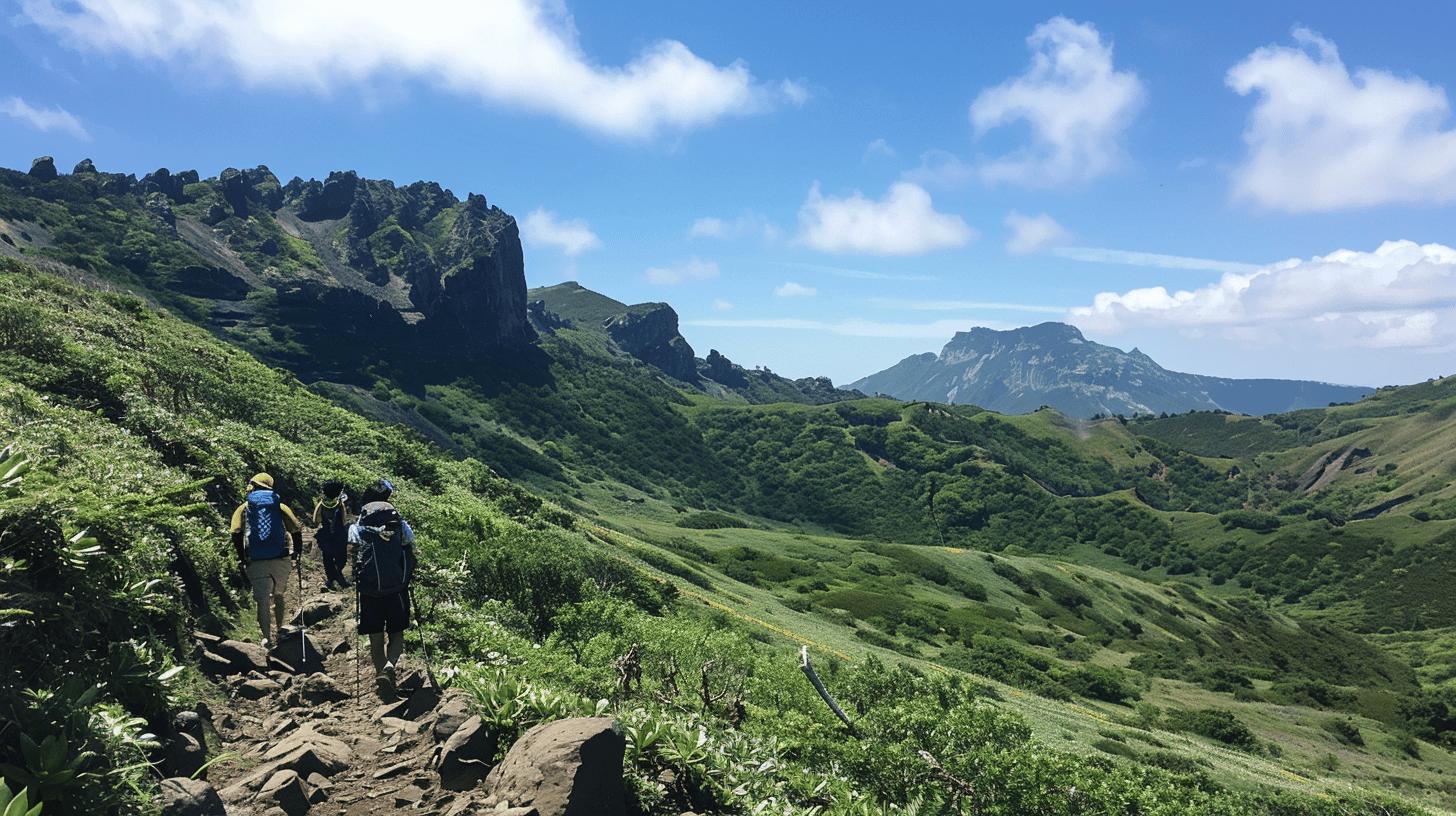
[{"left": 248, "top": 472, "right": 275, "bottom": 489}]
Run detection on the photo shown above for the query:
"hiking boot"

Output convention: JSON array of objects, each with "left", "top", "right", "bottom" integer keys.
[
  {"left": 374, "top": 664, "right": 396, "bottom": 699},
  {"left": 261, "top": 637, "right": 273, "bottom": 650},
  {"left": 337, "top": 576, "right": 351, "bottom": 589}
]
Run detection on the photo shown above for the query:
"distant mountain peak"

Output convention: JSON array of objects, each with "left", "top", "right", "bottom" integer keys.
[{"left": 851, "top": 322, "right": 1372, "bottom": 417}]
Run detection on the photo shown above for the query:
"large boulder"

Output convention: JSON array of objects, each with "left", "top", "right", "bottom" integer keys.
[
  {"left": 433, "top": 689, "right": 474, "bottom": 742},
  {"left": 297, "top": 672, "right": 349, "bottom": 704},
  {"left": 289, "top": 594, "right": 344, "bottom": 627},
  {"left": 211, "top": 639, "right": 270, "bottom": 674},
  {"left": 28, "top": 156, "right": 58, "bottom": 181},
  {"left": 261, "top": 726, "right": 352, "bottom": 778},
  {"left": 437, "top": 715, "right": 496, "bottom": 792},
  {"left": 482, "top": 717, "right": 625, "bottom": 816},
  {"left": 259, "top": 769, "right": 311, "bottom": 816},
  {"left": 72, "top": 158, "right": 98, "bottom": 174},
  {"left": 269, "top": 631, "right": 326, "bottom": 675},
  {"left": 159, "top": 777, "right": 226, "bottom": 816}
]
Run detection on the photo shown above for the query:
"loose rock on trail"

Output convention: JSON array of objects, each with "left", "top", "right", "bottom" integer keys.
[{"left": 172, "top": 530, "right": 627, "bottom": 815}]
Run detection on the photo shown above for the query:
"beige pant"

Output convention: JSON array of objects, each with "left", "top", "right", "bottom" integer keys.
[{"left": 246, "top": 557, "right": 291, "bottom": 638}]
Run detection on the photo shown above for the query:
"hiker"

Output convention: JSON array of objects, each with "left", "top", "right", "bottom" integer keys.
[
  {"left": 313, "top": 480, "right": 352, "bottom": 590},
  {"left": 230, "top": 473, "right": 304, "bottom": 649},
  {"left": 350, "top": 478, "right": 417, "bottom": 696}
]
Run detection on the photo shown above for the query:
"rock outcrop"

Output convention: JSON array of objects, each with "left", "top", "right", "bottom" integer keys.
[
  {"left": 482, "top": 717, "right": 626, "bottom": 816},
  {"left": 28, "top": 156, "right": 57, "bottom": 181},
  {"left": 159, "top": 777, "right": 226, "bottom": 816},
  {"left": 605, "top": 305, "right": 698, "bottom": 383}
]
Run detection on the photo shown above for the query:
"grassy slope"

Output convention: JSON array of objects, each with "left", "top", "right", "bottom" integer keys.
[{"left": 4, "top": 259, "right": 1447, "bottom": 813}]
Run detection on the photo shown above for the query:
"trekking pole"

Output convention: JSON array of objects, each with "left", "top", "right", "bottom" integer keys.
[
  {"left": 353, "top": 584, "right": 361, "bottom": 705},
  {"left": 408, "top": 585, "right": 438, "bottom": 688},
  {"left": 296, "top": 550, "right": 307, "bottom": 668}
]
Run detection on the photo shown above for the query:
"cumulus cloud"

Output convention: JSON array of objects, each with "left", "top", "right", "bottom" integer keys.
[
  {"left": 521, "top": 208, "right": 600, "bottom": 256},
  {"left": 1226, "top": 29, "right": 1456, "bottom": 211},
  {"left": 796, "top": 182, "right": 974, "bottom": 255},
  {"left": 971, "top": 17, "right": 1144, "bottom": 186},
  {"left": 1004, "top": 211, "right": 1069, "bottom": 255},
  {"left": 0, "top": 96, "right": 89, "bottom": 139},
  {"left": 688, "top": 212, "right": 778, "bottom": 241},
  {"left": 711, "top": 298, "right": 734, "bottom": 311},
  {"left": 1069, "top": 240, "right": 1456, "bottom": 350},
  {"left": 774, "top": 281, "right": 817, "bottom": 297},
  {"left": 21, "top": 0, "right": 793, "bottom": 139},
  {"left": 645, "top": 257, "right": 718, "bottom": 285}
]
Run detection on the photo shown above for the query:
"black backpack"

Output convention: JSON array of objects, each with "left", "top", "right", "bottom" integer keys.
[{"left": 354, "top": 501, "right": 412, "bottom": 597}]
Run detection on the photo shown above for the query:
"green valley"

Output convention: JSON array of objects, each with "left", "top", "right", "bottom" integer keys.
[{"left": 3, "top": 159, "right": 1456, "bottom": 815}]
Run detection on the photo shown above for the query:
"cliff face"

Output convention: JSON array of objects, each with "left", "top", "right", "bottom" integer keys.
[
  {"left": 0, "top": 159, "right": 532, "bottom": 378},
  {"left": 604, "top": 305, "right": 699, "bottom": 383}
]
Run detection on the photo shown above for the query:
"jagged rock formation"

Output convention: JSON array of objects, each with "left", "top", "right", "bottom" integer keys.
[
  {"left": 528, "top": 281, "right": 862, "bottom": 404},
  {"left": 0, "top": 158, "right": 533, "bottom": 378},
  {"left": 604, "top": 304, "right": 699, "bottom": 382},
  {"left": 851, "top": 322, "right": 1372, "bottom": 417}
]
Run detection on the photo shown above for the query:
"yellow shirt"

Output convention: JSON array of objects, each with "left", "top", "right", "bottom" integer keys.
[{"left": 229, "top": 500, "right": 302, "bottom": 535}]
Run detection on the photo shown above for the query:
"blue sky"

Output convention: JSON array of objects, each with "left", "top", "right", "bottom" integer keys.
[{"left": 5, "top": 2, "right": 1456, "bottom": 387}]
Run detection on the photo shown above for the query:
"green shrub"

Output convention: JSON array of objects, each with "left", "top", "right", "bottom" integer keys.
[
  {"left": 674, "top": 510, "right": 747, "bottom": 530},
  {"left": 1165, "top": 708, "right": 1260, "bottom": 751}
]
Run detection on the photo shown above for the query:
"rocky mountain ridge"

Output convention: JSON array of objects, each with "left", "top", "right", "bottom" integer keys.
[
  {"left": 0, "top": 157, "right": 532, "bottom": 380},
  {"left": 851, "top": 321, "right": 1373, "bottom": 417},
  {"left": 528, "top": 281, "right": 860, "bottom": 405}
]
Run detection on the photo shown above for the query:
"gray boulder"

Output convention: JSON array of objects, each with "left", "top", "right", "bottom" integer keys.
[
  {"left": 211, "top": 639, "right": 270, "bottom": 674},
  {"left": 28, "top": 156, "right": 58, "bottom": 181},
  {"left": 72, "top": 158, "right": 97, "bottom": 174},
  {"left": 437, "top": 714, "right": 496, "bottom": 791},
  {"left": 259, "top": 769, "right": 311, "bottom": 816},
  {"left": 482, "top": 717, "right": 625, "bottom": 816},
  {"left": 433, "top": 690, "right": 474, "bottom": 742},
  {"left": 159, "top": 777, "right": 225, "bottom": 816}
]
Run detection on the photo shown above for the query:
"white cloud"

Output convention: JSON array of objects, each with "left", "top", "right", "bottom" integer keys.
[
  {"left": 1051, "top": 246, "right": 1260, "bottom": 274},
  {"left": 796, "top": 181, "right": 974, "bottom": 255},
  {"left": 645, "top": 257, "right": 718, "bottom": 285},
  {"left": 520, "top": 208, "right": 600, "bottom": 256},
  {"left": 711, "top": 298, "right": 734, "bottom": 312},
  {"left": 1226, "top": 28, "right": 1456, "bottom": 211},
  {"left": 687, "top": 212, "right": 778, "bottom": 241},
  {"left": 1004, "top": 211, "right": 1069, "bottom": 255},
  {"left": 901, "top": 149, "right": 977, "bottom": 188},
  {"left": 774, "top": 281, "right": 817, "bottom": 297},
  {"left": 1069, "top": 240, "right": 1456, "bottom": 351},
  {"left": 863, "top": 137, "right": 896, "bottom": 161},
  {"left": 21, "top": 0, "right": 795, "bottom": 139},
  {"left": 686, "top": 317, "right": 1008, "bottom": 339},
  {"left": 0, "top": 96, "right": 89, "bottom": 139},
  {"left": 971, "top": 17, "right": 1144, "bottom": 186}
]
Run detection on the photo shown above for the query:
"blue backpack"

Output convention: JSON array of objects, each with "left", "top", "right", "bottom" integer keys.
[
  {"left": 355, "top": 501, "right": 412, "bottom": 597},
  {"left": 245, "top": 489, "right": 288, "bottom": 560}
]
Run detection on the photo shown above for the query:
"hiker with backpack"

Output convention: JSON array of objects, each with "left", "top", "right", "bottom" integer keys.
[
  {"left": 230, "top": 473, "right": 304, "bottom": 649},
  {"left": 312, "top": 480, "right": 352, "bottom": 590},
  {"left": 349, "top": 478, "right": 417, "bottom": 697}
]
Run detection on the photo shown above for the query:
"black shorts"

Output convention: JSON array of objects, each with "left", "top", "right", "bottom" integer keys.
[{"left": 358, "top": 590, "right": 410, "bottom": 635}]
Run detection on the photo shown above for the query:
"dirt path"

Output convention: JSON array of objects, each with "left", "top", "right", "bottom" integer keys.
[{"left": 195, "top": 533, "right": 477, "bottom": 816}]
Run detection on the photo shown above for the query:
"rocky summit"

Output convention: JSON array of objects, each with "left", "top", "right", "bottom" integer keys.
[
  {"left": 850, "top": 321, "right": 1373, "bottom": 417},
  {"left": 0, "top": 161, "right": 532, "bottom": 379}
]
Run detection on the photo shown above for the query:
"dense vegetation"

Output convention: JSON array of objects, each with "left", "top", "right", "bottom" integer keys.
[{"left": 3, "top": 256, "right": 1444, "bottom": 813}]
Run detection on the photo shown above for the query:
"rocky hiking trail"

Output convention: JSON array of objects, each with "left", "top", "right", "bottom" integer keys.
[{"left": 160, "top": 535, "right": 629, "bottom": 816}]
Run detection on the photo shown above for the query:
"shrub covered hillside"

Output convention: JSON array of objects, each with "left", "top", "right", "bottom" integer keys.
[{"left": 0, "top": 264, "right": 1434, "bottom": 814}]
